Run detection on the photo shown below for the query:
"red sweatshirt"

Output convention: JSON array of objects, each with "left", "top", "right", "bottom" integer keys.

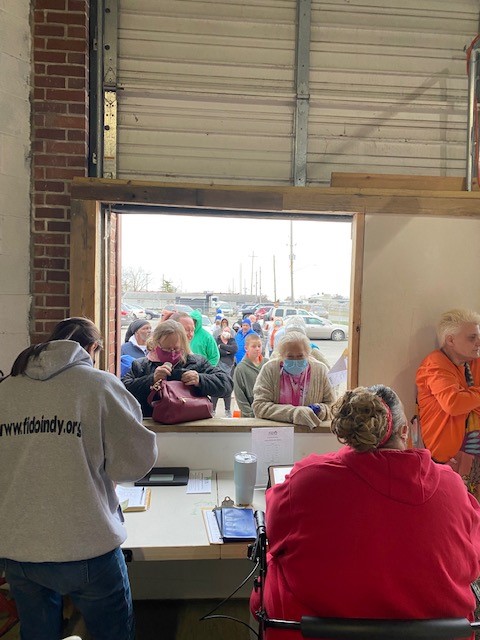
[{"left": 250, "top": 447, "right": 480, "bottom": 640}]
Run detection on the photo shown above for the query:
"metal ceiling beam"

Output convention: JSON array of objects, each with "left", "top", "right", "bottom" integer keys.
[{"left": 293, "top": 0, "right": 311, "bottom": 187}]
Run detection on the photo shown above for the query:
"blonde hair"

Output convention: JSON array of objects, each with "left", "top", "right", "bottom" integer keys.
[
  {"left": 245, "top": 333, "right": 262, "bottom": 347},
  {"left": 331, "top": 385, "right": 404, "bottom": 452},
  {"left": 147, "top": 319, "right": 191, "bottom": 360},
  {"left": 277, "top": 331, "right": 311, "bottom": 358},
  {"left": 436, "top": 309, "right": 480, "bottom": 347}
]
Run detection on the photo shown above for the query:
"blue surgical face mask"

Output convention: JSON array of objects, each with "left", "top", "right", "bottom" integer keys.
[{"left": 283, "top": 359, "right": 308, "bottom": 375}]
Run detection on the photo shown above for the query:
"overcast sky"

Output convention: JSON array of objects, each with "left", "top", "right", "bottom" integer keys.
[{"left": 121, "top": 214, "right": 352, "bottom": 300}]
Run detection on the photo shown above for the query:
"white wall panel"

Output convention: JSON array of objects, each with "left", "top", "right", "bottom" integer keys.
[
  {"left": 116, "top": 0, "right": 479, "bottom": 185},
  {"left": 0, "top": 0, "right": 31, "bottom": 373}
]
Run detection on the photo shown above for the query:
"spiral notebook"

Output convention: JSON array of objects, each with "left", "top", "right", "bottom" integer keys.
[{"left": 116, "top": 486, "right": 151, "bottom": 512}]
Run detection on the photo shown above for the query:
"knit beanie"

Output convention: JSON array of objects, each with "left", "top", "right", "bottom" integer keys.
[
  {"left": 125, "top": 319, "right": 150, "bottom": 343},
  {"left": 242, "top": 318, "right": 252, "bottom": 326}
]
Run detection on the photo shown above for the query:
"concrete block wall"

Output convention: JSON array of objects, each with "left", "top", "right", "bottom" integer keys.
[
  {"left": 0, "top": 0, "right": 31, "bottom": 374},
  {"left": 31, "top": 0, "right": 89, "bottom": 343}
]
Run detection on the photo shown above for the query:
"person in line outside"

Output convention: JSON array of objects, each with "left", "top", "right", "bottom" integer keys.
[
  {"left": 212, "top": 314, "right": 224, "bottom": 339},
  {"left": 160, "top": 309, "right": 175, "bottom": 322},
  {"left": 0, "top": 317, "right": 158, "bottom": 640},
  {"left": 266, "top": 317, "right": 283, "bottom": 357},
  {"left": 120, "top": 319, "right": 152, "bottom": 376},
  {"left": 235, "top": 317, "right": 256, "bottom": 364},
  {"left": 211, "top": 325, "right": 238, "bottom": 417},
  {"left": 122, "top": 319, "right": 232, "bottom": 418},
  {"left": 251, "top": 385, "right": 480, "bottom": 640},
  {"left": 171, "top": 310, "right": 220, "bottom": 366},
  {"left": 221, "top": 317, "right": 236, "bottom": 337},
  {"left": 416, "top": 308, "right": 480, "bottom": 497},
  {"left": 233, "top": 333, "right": 267, "bottom": 417},
  {"left": 273, "top": 316, "right": 330, "bottom": 369},
  {"left": 253, "top": 331, "right": 335, "bottom": 429}
]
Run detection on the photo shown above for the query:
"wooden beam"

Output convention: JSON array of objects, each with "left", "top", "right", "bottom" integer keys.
[
  {"left": 348, "top": 213, "right": 364, "bottom": 390},
  {"left": 330, "top": 172, "right": 468, "bottom": 191}
]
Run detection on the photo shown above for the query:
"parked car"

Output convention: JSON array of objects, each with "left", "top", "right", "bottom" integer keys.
[
  {"left": 303, "top": 316, "right": 348, "bottom": 341},
  {"left": 309, "top": 305, "right": 329, "bottom": 319},
  {"left": 201, "top": 315, "right": 214, "bottom": 334},
  {"left": 144, "top": 308, "right": 160, "bottom": 319},
  {"left": 121, "top": 303, "right": 134, "bottom": 327},
  {"left": 162, "top": 303, "right": 194, "bottom": 313},
  {"left": 264, "top": 307, "right": 315, "bottom": 322},
  {"left": 122, "top": 302, "right": 146, "bottom": 319}
]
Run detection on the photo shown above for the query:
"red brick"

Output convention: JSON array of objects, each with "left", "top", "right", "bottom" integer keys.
[
  {"left": 44, "top": 270, "right": 69, "bottom": 282},
  {"left": 34, "top": 63, "right": 46, "bottom": 74},
  {"left": 47, "top": 64, "right": 84, "bottom": 77},
  {"left": 67, "top": 52, "right": 85, "bottom": 65},
  {"left": 43, "top": 245, "right": 69, "bottom": 257},
  {"left": 47, "top": 220, "right": 70, "bottom": 231},
  {"left": 68, "top": 103, "right": 86, "bottom": 115},
  {"left": 36, "top": 306, "right": 69, "bottom": 319},
  {"left": 35, "top": 208, "right": 67, "bottom": 219},
  {"left": 34, "top": 114, "right": 46, "bottom": 127},
  {"left": 46, "top": 194, "right": 71, "bottom": 207},
  {"left": 35, "top": 24, "right": 65, "bottom": 37},
  {"left": 34, "top": 154, "right": 67, "bottom": 167},
  {"left": 68, "top": 0, "right": 87, "bottom": 11},
  {"left": 34, "top": 221, "right": 46, "bottom": 231},
  {"left": 34, "top": 193, "right": 46, "bottom": 205},
  {"left": 66, "top": 130, "right": 85, "bottom": 141},
  {"left": 35, "top": 282, "right": 68, "bottom": 294},
  {"left": 35, "top": 180, "right": 65, "bottom": 192},
  {"left": 35, "top": 75, "right": 66, "bottom": 88},
  {"left": 66, "top": 155, "right": 86, "bottom": 167},
  {"left": 34, "top": 167, "right": 46, "bottom": 179},
  {"left": 46, "top": 88, "right": 85, "bottom": 102},
  {"left": 36, "top": 0, "right": 66, "bottom": 9},
  {"left": 34, "top": 233, "right": 67, "bottom": 244},
  {"left": 67, "top": 77, "right": 85, "bottom": 90},
  {"left": 67, "top": 25, "right": 87, "bottom": 39},
  {"left": 32, "top": 140, "right": 45, "bottom": 153},
  {"left": 35, "top": 295, "right": 46, "bottom": 306},
  {"left": 34, "top": 257, "right": 66, "bottom": 270},
  {"left": 36, "top": 128, "right": 66, "bottom": 140},
  {"left": 45, "top": 114, "right": 84, "bottom": 128},
  {"left": 47, "top": 11, "right": 86, "bottom": 24},
  {"left": 46, "top": 295, "right": 70, "bottom": 307},
  {"left": 35, "top": 102, "right": 68, "bottom": 114},
  {"left": 34, "top": 36, "right": 46, "bottom": 50},
  {"left": 46, "top": 167, "right": 84, "bottom": 179},
  {"left": 34, "top": 88, "right": 45, "bottom": 100},
  {"left": 46, "top": 37, "right": 85, "bottom": 51},
  {"left": 35, "top": 51, "right": 66, "bottom": 63},
  {"left": 45, "top": 140, "right": 85, "bottom": 154},
  {"left": 34, "top": 9, "right": 46, "bottom": 23}
]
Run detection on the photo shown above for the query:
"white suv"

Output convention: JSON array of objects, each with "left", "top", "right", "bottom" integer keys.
[{"left": 265, "top": 307, "right": 313, "bottom": 322}]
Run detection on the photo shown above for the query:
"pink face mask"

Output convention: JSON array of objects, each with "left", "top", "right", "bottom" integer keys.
[{"left": 153, "top": 347, "right": 183, "bottom": 365}]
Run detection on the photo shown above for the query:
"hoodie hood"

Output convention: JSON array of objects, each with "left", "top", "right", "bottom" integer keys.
[
  {"left": 337, "top": 446, "right": 440, "bottom": 505},
  {"left": 24, "top": 340, "right": 93, "bottom": 381},
  {"left": 190, "top": 309, "right": 204, "bottom": 335}
]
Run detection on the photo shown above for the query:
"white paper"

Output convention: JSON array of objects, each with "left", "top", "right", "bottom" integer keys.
[
  {"left": 186, "top": 469, "right": 212, "bottom": 494},
  {"left": 328, "top": 348, "right": 348, "bottom": 388},
  {"left": 202, "top": 508, "right": 223, "bottom": 544},
  {"left": 115, "top": 486, "right": 146, "bottom": 509},
  {"left": 251, "top": 427, "right": 294, "bottom": 486}
]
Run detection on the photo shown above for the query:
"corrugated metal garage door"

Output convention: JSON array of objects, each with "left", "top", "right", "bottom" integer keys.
[{"left": 116, "top": 0, "right": 479, "bottom": 186}]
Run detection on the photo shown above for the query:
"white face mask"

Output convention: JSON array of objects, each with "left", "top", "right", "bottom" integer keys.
[{"left": 221, "top": 331, "right": 230, "bottom": 339}]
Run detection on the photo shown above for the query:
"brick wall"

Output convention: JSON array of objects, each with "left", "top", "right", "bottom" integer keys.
[{"left": 32, "top": 0, "right": 90, "bottom": 342}]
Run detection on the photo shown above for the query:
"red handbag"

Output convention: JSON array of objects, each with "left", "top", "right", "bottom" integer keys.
[{"left": 147, "top": 379, "right": 213, "bottom": 424}]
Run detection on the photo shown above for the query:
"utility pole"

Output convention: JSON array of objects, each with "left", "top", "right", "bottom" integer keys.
[
  {"left": 259, "top": 266, "right": 262, "bottom": 301},
  {"left": 249, "top": 251, "right": 256, "bottom": 296},
  {"left": 273, "top": 256, "right": 277, "bottom": 302},
  {"left": 289, "top": 221, "right": 295, "bottom": 304},
  {"left": 239, "top": 264, "right": 242, "bottom": 295}
]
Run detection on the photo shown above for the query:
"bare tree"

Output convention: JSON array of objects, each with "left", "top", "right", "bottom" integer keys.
[{"left": 122, "top": 266, "right": 152, "bottom": 292}]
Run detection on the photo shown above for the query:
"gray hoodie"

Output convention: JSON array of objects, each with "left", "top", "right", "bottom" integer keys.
[{"left": 0, "top": 340, "right": 158, "bottom": 562}]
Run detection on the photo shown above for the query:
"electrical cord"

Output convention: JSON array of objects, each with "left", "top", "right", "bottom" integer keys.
[{"left": 199, "top": 559, "right": 260, "bottom": 638}]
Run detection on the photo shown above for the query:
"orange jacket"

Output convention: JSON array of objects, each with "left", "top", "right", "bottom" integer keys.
[{"left": 416, "top": 350, "right": 480, "bottom": 462}]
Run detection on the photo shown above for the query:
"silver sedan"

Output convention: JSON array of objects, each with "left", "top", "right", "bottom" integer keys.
[{"left": 303, "top": 316, "right": 348, "bottom": 341}]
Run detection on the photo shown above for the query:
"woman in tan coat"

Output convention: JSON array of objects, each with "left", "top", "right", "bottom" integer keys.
[{"left": 252, "top": 331, "right": 335, "bottom": 429}]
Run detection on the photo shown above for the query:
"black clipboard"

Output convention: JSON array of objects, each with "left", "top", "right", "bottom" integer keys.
[{"left": 134, "top": 466, "right": 190, "bottom": 487}]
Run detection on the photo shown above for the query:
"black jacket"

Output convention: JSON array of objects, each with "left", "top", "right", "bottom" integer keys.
[{"left": 122, "top": 353, "right": 233, "bottom": 417}]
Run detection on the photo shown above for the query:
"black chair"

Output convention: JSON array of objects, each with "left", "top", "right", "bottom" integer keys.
[{"left": 249, "top": 511, "right": 479, "bottom": 640}]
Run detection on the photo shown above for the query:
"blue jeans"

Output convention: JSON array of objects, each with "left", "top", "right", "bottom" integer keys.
[{"left": 4, "top": 548, "right": 134, "bottom": 640}]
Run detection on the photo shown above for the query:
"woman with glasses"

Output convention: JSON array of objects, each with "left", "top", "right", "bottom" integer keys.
[{"left": 122, "top": 319, "right": 233, "bottom": 417}]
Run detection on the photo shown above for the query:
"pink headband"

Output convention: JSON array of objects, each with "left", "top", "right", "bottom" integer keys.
[{"left": 378, "top": 398, "right": 393, "bottom": 447}]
